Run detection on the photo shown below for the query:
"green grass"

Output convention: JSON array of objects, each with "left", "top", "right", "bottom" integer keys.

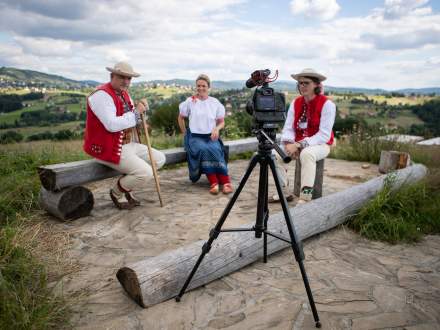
[
  {"left": 0, "top": 140, "right": 87, "bottom": 329},
  {"left": 332, "top": 127, "right": 440, "bottom": 243},
  {"left": 368, "top": 95, "right": 435, "bottom": 106},
  {"left": 330, "top": 128, "right": 440, "bottom": 167},
  {"left": 0, "top": 223, "right": 71, "bottom": 329},
  {"left": 0, "top": 121, "right": 84, "bottom": 138},
  {"left": 0, "top": 140, "right": 88, "bottom": 222},
  {"left": 348, "top": 171, "right": 440, "bottom": 244}
]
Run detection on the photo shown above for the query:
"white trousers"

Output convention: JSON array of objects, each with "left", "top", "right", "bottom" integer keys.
[
  {"left": 275, "top": 144, "right": 330, "bottom": 192},
  {"left": 96, "top": 142, "right": 166, "bottom": 192}
]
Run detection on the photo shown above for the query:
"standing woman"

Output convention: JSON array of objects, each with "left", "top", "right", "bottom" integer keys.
[{"left": 178, "top": 74, "right": 233, "bottom": 195}]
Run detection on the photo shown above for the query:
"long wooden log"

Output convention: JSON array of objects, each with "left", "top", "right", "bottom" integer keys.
[
  {"left": 39, "top": 186, "right": 94, "bottom": 220},
  {"left": 116, "top": 164, "right": 427, "bottom": 307},
  {"left": 38, "top": 137, "right": 259, "bottom": 191}
]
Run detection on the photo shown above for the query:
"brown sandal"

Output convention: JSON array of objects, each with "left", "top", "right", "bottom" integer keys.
[
  {"left": 125, "top": 192, "right": 141, "bottom": 207},
  {"left": 110, "top": 189, "right": 134, "bottom": 210}
]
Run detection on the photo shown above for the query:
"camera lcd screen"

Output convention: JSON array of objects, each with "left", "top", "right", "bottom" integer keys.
[{"left": 256, "top": 95, "right": 275, "bottom": 110}]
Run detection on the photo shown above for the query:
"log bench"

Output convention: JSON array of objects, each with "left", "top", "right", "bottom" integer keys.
[
  {"left": 38, "top": 137, "right": 327, "bottom": 220},
  {"left": 38, "top": 137, "right": 261, "bottom": 221}
]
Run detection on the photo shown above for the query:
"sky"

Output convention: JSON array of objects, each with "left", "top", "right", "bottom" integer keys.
[{"left": 0, "top": 0, "right": 439, "bottom": 90}]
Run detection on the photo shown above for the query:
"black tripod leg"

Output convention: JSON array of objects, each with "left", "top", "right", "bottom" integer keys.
[
  {"left": 268, "top": 158, "right": 321, "bottom": 328},
  {"left": 176, "top": 154, "right": 260, "bottom": 302},
  {"left": 263, "top": 160, "right": 269, "bottom": 263},
  {"left": 255, "top": 156, "right": 268, "bottom": 239}
]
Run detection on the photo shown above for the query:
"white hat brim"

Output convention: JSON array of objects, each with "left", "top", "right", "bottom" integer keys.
[
  {"left": 106, "top": 67, "right": 140, "bottom": 78},
  {"left": 291, "top": 72, "right": 326, "bottom": 82}
]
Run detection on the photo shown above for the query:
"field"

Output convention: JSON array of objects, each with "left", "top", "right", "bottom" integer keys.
[{"left": 1, "top": 87, "right": 438, "bottom": 142}]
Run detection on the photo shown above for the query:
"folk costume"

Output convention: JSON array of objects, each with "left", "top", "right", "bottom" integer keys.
[
  {"left": 83, "top": 62, "right": 165, "bottom": 209},
  {"left": 179, "top": 96, "right": 230, "bottom": 189},
  {"left": 274, "top": 68, "right": 336, "bottom": 203}
]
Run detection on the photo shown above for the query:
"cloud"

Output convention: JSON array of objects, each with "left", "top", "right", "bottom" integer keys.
[
  {"left": 290, "top": 0, "right": 340, "bottom": 20},
  {"left": 381, "top": 0, "right": 431, "bottom": 20},
  {"left": 1, "top": 0, "right": 440, "bottom": 89},
  {"left": 14, "top": 37, "right": 79, "bottom": 57},
  {"left": 363, "top": 27, "right": 440, "bottom": 50},
  {"left": 1, "top": 0, "right": 91, "bottom": 20}
]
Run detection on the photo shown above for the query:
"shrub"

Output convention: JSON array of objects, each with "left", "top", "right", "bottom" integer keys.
[
  {"left": 0, "top": 130, "right": 24, "bottom": 144},
  {"left": 150, "top": 102, "right": 180, "bottom": 136}
]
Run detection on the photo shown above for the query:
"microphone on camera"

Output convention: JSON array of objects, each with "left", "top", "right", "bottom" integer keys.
[{"left": 245, "top": 78, "right": 257, "bottom": 88}]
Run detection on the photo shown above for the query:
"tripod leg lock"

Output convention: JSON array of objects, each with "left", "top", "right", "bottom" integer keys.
[{"left": 202, "top": 242, "right": 212, "bottom": 254}]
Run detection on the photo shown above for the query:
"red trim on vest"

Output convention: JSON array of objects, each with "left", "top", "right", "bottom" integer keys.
[
  {"left": 292, "top": 95, "right": 334, "bottom": 145},
  {"left": 83, "top": 82, "right": 134, "bottom": 164}
]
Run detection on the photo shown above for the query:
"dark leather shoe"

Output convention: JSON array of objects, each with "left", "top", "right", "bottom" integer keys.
[
  {"left": 125, "top": 192, "right": 141, "bottom": 207},
  {"left": 110, "top": 189, "right": 134, "bottom": 210}
]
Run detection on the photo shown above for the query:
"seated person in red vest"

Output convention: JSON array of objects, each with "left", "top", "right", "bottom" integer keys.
[
  {"left": 83, "top": 61, "right": 166, "bottom": 209},
  {"left": 272, "top": 68, "right": 336, "bottom": 204}
]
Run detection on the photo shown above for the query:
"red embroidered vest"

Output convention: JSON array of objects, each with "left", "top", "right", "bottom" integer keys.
[
  {"left": 292, "top": 94, "right": 334, "bottom": 145},
  {"left": 83, "top": 83, "right": 134, "bottom": 164}
]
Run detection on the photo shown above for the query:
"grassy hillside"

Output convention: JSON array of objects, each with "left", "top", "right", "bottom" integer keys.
[{"left": 0, "top": 67, "right": 98, "bottom": 88}]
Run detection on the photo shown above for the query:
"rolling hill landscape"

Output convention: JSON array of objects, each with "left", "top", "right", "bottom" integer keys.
[{"left": 1, "top": 67, "right": 440, "bottom": 95}]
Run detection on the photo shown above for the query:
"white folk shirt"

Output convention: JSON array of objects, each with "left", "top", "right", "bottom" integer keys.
[
  {"left": 88, "top": 90, "right": 136, "bottom": 132},
  {"left": 281, "top": 99, "right": 336, "bottom": 146},
  {"left": 179, "top": 96, "right": 225, "bottom": 134}
]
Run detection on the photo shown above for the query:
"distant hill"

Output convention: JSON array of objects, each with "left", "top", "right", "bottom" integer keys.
[
  {"left": 1, "top": 67, "right": 439, "bottom": 95},
  {"left": 142, "top": 78, "right": 440, "bottom": 95},
  {"left": 0, "top": 67, "right": 99, "bottom": 88}
]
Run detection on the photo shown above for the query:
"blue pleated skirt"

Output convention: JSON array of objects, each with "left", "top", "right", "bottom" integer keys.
[{"left": 184, "top": 130, "right": 228, "bottom": 183}]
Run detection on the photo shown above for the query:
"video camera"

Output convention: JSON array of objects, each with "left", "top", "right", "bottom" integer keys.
[{"left": 245, "top": 69, "right": 286, "bottom": 128}]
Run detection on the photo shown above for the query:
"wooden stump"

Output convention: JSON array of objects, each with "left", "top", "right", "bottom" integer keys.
[
  {"left": 379, "top": 150, "right": 410, "bottom": 174},
  {"left": 39, "top": 186, "right": 94, "bottom": 220},
  {"left": 117, "top": 164, "right": 427, "bottom": 308},
  {"left": 293, "top": 158, "right": 324, "bottom": 199}
]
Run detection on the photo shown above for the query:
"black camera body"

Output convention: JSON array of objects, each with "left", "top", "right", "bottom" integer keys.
[{"left": 245, "top": 70, "right": 286, "bottom": 128}]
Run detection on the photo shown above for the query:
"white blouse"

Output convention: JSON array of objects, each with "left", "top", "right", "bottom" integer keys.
[
  {"left": 179, "top": 96, "right": 225, "bottom": 134},
  {"left": 281, "top": 99, "right": 336, "bottom": 146}
]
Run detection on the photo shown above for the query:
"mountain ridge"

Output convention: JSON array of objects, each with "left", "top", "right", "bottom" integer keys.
[{"left": 1, "top": 67, "right": 439, "bottom": 95}]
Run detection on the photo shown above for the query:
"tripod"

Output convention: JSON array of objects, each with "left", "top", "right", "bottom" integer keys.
[{"left": 175, "top": 129, "right": 321, "bottom": 328}]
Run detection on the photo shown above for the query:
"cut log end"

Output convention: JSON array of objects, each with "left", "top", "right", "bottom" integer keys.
[
  {"left": 38, "top": 167, "right": 57, "bottom": 191},
  {"left": 40, "top": 186, "right": 94, "bottom": 220},
  {"left": 116, "top": 267, "right": 145, "bottom": 307}
]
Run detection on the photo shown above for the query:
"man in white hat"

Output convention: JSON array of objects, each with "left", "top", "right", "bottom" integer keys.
[
  {"left": 83, "top": 61, "right": 166, "bottom": 209},
  {"left": 271, "top": 68, "right": 336, "bottom": 204}
]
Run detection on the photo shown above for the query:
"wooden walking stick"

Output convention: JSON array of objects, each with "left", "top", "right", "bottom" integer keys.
[{"left": 139, "top": 100, "right": 164, "bottom": 207}]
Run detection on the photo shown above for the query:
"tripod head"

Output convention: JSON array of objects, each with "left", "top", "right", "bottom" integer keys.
[{"left": 254, "top": 128, "right": 292, "bottom": 164}]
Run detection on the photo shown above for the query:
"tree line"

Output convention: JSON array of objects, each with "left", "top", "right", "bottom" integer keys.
[{"left": 0, "top": 92, "right": 44, "bottom": 113}]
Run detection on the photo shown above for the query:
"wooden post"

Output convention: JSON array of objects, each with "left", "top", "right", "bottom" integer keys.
[
  {"left": 379, "top": 150, "right": 410, "bottom": 174},
  {"left": 39, "top": 186, "right": 94, "bottom": 220},
  {"left": 293, "top": 158, "right": 325, "bottom": 199}
]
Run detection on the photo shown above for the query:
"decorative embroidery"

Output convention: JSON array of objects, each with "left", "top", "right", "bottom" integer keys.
[
  {"left": 297, "top": 102, "right": 309, "bottom": 137},
  {"left": 91, "top": 144, "right": 103, "bottom": 154},
  {"left": 191, "top": 95, "right": 198, "bottom": 103}
]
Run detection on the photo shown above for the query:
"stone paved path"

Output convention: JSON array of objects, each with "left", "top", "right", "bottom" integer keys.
[{"left": 44, "top": 158, "right": 440, "bottom": 329}]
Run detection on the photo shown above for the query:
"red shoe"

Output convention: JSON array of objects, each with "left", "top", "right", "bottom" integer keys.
[
  {"left": 222, "top": 183, "right": 233, "bottom": 194},
  {"left": 209, "top": 184, "right": 219, "bottom": 195}
]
